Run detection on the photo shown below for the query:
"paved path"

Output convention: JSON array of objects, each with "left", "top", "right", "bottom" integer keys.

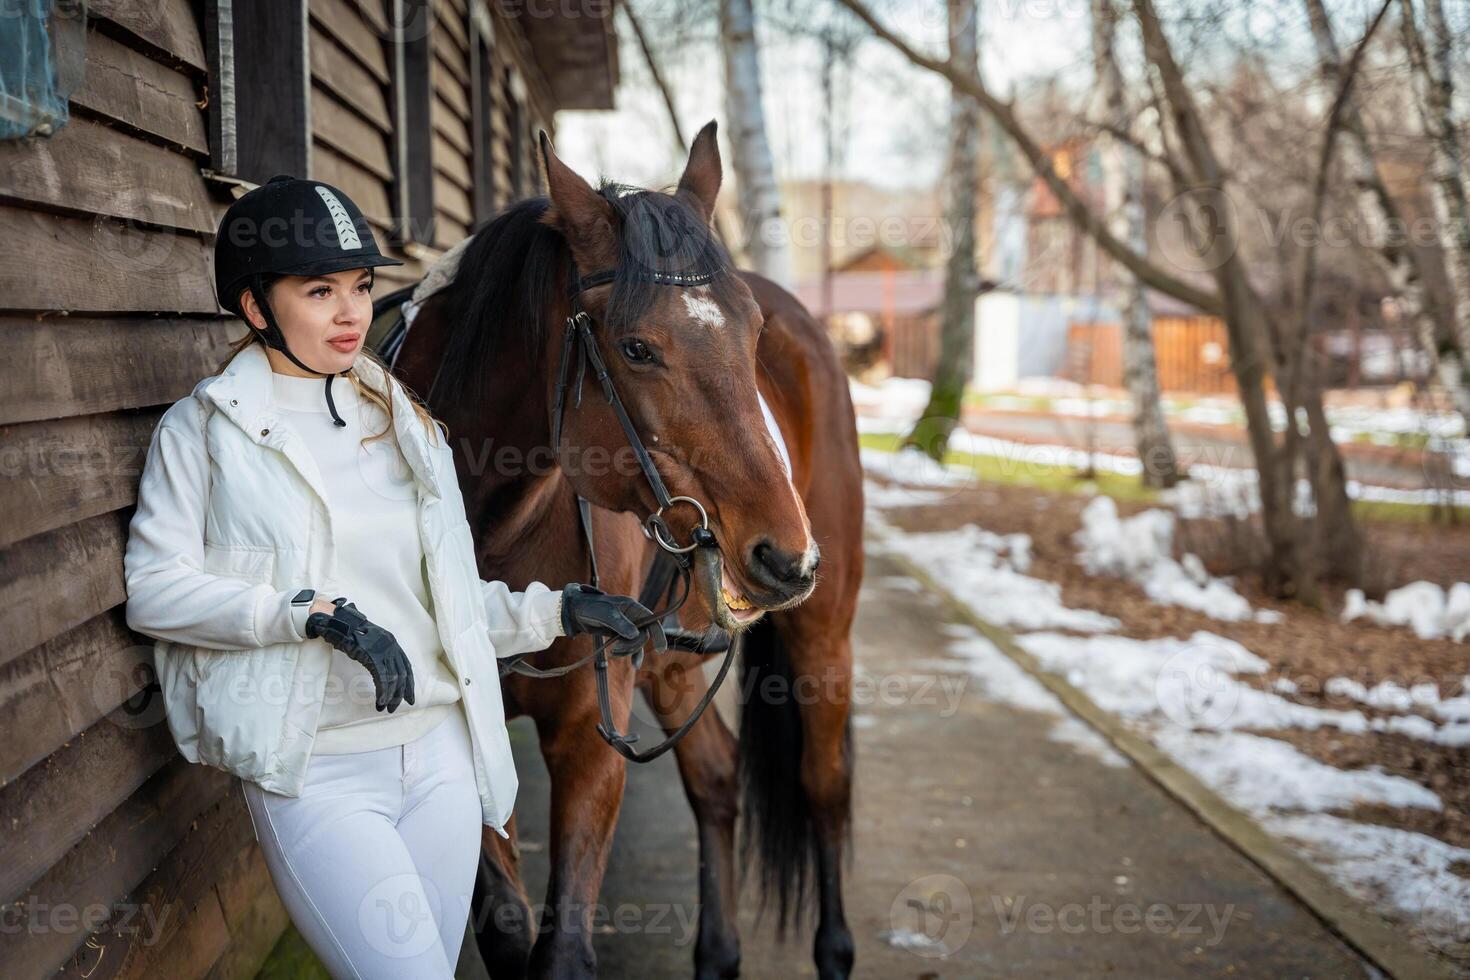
[{"left": 460, "top": 547, "right": 1373, "bottom": 978}]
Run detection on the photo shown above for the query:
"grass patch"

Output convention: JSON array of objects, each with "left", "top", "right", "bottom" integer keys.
[
  {"left": 860, "top": 431, "right": 1158, "bottom": 504},
  {"left": 1351, "top": 498, "right": 1470, "bottom": 525},
  {"left": 255, "top": 926, "right": 330, "bottom": 980}
]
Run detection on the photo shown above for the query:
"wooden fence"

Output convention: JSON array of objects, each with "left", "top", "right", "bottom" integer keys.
[{"left": 1067, "top": 316, "right": 1236, "bottom": 394}]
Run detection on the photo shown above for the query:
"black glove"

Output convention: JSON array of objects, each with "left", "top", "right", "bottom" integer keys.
[
  {"left": 305, "top": 598, "right": 416, "bottom": 713},
  {"left": 560, "top": 584, "right": 667, "bottom": 657}
]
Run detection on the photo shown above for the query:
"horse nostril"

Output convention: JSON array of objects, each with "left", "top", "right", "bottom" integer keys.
[{"left": 751, "top": 540, "right": 813, "bottom": 588}]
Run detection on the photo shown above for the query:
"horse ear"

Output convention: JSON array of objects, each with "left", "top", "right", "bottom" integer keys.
[
  {"left": 537, "top": 130, "right": 618, "bottom": 269},
  {"left": 675, "top": 120, "right": 721, "bottom": 225}
]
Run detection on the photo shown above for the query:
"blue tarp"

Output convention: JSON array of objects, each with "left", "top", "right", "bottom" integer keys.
[{"left": 0, "top": 1, "right": 83, "bottom": 139}]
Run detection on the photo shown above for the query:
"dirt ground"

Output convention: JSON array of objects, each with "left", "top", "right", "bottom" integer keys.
[{"left": 878, "top": 480, "right": 1470, "bottom": 852}]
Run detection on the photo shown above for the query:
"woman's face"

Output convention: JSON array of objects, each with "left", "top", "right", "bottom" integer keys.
[{"left": 240, "top": 268, "right": 374, "bottom": 374}]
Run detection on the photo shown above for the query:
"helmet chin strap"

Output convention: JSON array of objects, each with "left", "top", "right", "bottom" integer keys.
[{"left": 248, "top": 275, "right": 349, "bottom": 428}]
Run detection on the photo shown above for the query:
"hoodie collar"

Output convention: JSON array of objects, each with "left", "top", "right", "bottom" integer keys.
[{"left": 202, "top": 342, "right": 444, "bottom": 499}]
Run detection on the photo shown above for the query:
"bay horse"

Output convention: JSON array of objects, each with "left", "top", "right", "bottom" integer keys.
[{"left": 391, "top": 122, "right": 864, "bottom": 979}]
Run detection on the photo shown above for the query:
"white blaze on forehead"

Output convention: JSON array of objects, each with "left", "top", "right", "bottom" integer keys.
[{"left": 681, "top": 287, "right": 726, "bottom": 328}]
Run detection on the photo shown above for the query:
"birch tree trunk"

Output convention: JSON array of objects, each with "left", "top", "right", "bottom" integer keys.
[
  {"left": 1401, "top": 0, "right": 1470, "bottom": 389},
  {"left": 907, "top": 0, "right": 980, "bottom": 459},
  {"left": 720, "top": 0, "right": 791, "bottom": 285},
  {"left": 1306, "top": 0, "right": 1470, "bottom": 422},
  {"left": 1092, "top": 0, "right": 1181, "bottom": 488}
]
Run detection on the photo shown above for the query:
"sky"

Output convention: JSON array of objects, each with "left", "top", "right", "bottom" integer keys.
[
  {"left": 553, "top": 0, "right": 1100, "bottom": 193},
  {"left": 550, "top": 0, "right": 1466, "bottom": 196}
]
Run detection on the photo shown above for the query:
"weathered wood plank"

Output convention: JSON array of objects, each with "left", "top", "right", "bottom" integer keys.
[
  {"left": 115, "top": 892, "right": 231, "bottom": 980},
  {"left": 435, "top": 213, "right": 470, "bottom": 252},
  {"left": 0, "top": 118, "right": 218, "bottom": 234},
  {"left": 355, "top": 0, "right": 390, "bottom": 37},
  {"left": 375, "top": 256, "right": 430, "bottom": 287},
  {"left": 433, "top": 130, "right": 473, "bottom": 190},
  {"left": 0, "top": 711, "right": 179, "bottom": 904},
  {"left": 0, "top": 205, "right": 218, "bottom": 314},
  {"left": 308, "top": 23, "right": 391, "bottom": 133},
  {"left": 432, "top": 19, "right": 468, "bottom": 78},
  {"left": 2, "top": 316, "right": 236, "bottom": 426},
  {"left": 437, "top": 1, "right": 469, "bottom": 53},
  {"left": 68, "top": 797, "right": 254, "bottom": 980},
  {"left": 0, "top": 510, "right": 128, "bottom": 657},
  {"left": 88, "top": 0, "right": 208, "bottom": 72},
  {"left": 72, "top": 28, "right": 208, "bottom": 153},
  {"left": 0, "top": 608, "right": 152, "bottom": 785},
  {"left": 432, "top": 96, "right": 471, "bottom": 156},
  {"left": 311, "top": 86, "right": 393, "bottom": 182},
  {"left": 0, "top": 412, "right": 161, "bottom": 549},
  {"left": 201, "top": 841, "right": 290, "bottom": 980},
  {"left": 311, "top": 142, "right": 393, "bottom": 231},
  {"left": 432, "top": 54, "right": 470, "bottom": 121},
  {"left": 3, "top": 761, "right": 233, "bottom": 979},
  {"left": 433, "top": 172, "right": 472, "bottom": 226},
  {"left": 309, "top": 0, "right": 390, "bottom": 84}
]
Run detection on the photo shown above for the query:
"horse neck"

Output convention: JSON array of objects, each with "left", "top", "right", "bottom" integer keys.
[{"left": 442, "top": 336, "right": 585, "bottom": 576}]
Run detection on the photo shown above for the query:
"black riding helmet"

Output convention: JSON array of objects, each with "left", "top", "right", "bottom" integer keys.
[{"left": 214, "top": 175, "right": 402, "bottom": 426}]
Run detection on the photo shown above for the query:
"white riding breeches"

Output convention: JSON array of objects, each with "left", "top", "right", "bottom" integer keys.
[{"left": 242, "top": 708, "right": 483, "bottom": 979}]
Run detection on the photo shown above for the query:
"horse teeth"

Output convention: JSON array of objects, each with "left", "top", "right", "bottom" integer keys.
[{"left": 722, "top": 588, "right": 752, "bottom": 610}]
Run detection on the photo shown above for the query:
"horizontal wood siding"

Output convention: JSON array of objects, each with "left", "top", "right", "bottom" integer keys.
[
  {"left": 0, "top": 11, "right": 287, "bottom": 980},
  {"left": 0, "top": 1, "right": 574, "bottom": 975}
]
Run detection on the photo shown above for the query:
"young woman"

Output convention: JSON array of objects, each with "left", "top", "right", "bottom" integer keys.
[{"left": 123, "top": 176, "right": 664, "bottom": 978}]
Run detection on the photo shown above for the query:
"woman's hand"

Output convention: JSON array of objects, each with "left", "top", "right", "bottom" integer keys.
[
  {"left": 309, "top": 598, "right": 338, "bottom": 618},
  {"left": 305, "top": 598, "right": 416, "bottom": 712},
  {"left": 560, "top": 583, "right": 667, "bottom": 656}
]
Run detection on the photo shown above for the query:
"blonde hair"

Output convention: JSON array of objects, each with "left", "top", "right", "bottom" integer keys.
[{"left": 222, "top": 330, "right": 442, "bottom": 448}]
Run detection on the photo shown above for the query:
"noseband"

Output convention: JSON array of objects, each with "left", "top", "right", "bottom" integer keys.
[{"left": 499, "top": 264, "right": 737, "bottom": 765}]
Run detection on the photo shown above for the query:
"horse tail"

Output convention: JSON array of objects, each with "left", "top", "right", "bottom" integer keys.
[{"left": 737, "top": 613, "right": 850, "bottom": 932}]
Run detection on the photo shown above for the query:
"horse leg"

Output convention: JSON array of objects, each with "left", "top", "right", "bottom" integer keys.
[
  {"left": 639, "top": 654, "right": 742, "bottom": 979},
  {"left": 528, "top": 682, "right": 632, "bottom": 979},
  {"left": 740, "top": 609, "right": 855, "bottom": 980},
  {"left": 790, "top": 631, "right": 855, "bottom": 980},
  {"left": 471, "top": 815, "right": 535, "bottom": 977}
]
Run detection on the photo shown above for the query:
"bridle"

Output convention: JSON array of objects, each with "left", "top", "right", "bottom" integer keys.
[{"left": 497, "top": 263, "right": 737, "bottom": 764}]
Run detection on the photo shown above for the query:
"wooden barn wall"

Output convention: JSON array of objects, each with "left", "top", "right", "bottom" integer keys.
[
  {"left": 0, "top": 1, "right": 563, "bottom": 977},
  {"left": 432, "top": 0, "right": 475, "bottom": 247}
]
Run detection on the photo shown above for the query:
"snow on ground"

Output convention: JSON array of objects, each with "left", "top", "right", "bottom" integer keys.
[
  {"left": 1266, "top": 815, "right": 1470, "bottom": 958},
  {"left": 852, "top": 376, "right": 1470, "bottom": 512},
  {"left": 1151, "top": 729, "right": 1441, "bottom": 814},
  {"left": 863, "top": 452, "right": 1469, "bottom": 951},
  {"left": 1342, "top": 581, "right": 1470, "bottom": 642},
  {"left": 867, "top": 509, "right": 1120, "bottom": 634},
  {"left": 939, "top": 623, "right": 1130, "bottom": 768},
  {"left": 1015, "top": 631, "right": 1372, "bottom": 735},
  {"left": 1324, "top": 676, "right": 1470, "bottom": 748},
  {"left": 1073, "top": 496, "right": 1265, "bottom": 622}
]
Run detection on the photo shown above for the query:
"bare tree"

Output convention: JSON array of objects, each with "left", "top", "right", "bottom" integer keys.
[
  {"left": 721, "top": 0, "right": 792, "bottom": 285},
  {"left": 1400, "top": 0, "right": 1470, "bottom": 392},
  {"left": 906, "top": 0, "right": 981, "bottom": 460},
  {"left": 621, "top": 1, "right": 739, "bottom": 255},
  {"left": 833, "top": 0, "right": 1371, "bottom": 597},
  {"left": 1305, "top": 0, "right": 1470, "bottom": 423},
  {"left": 1092, "top": 0, "right": 1181, "bottom": 488}
]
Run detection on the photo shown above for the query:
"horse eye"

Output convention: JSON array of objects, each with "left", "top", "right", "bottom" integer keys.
[{"left": 620, "top": 339, "right": 655, "bottom": 363}]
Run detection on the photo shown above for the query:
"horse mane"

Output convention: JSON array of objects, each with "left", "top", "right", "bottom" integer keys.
[{"left": 430, "top": 181, "right": 743, "bottom": 410}]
